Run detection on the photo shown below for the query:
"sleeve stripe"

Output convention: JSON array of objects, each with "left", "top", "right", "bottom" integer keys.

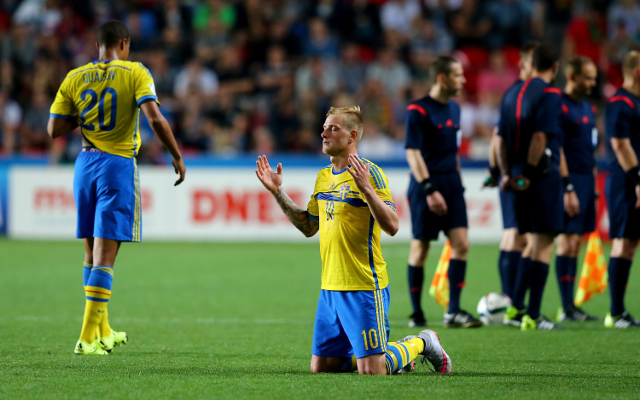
[
  {"left": 50, "top": 113, "right": 72, "bottom": 120},
  {"left": 384, "top": 201, "right": 396, "bottom": 212},
  {"left": 363, "top": 160, "right": 381, "bottom": 188},
  {"left": 307, "top": 212, "right": 319, "bottom": 220},
  {"left": 543, "top": 87, "right": 562, "bottom": 95},
  {"left": 137, "top": 95, "right": 158, "bottom": 106},
  {"left": 370, "top": 165, "right": 386, "bottom": 189},
  {"left": 609, "top": 96, "right": 635, "bottom": 109},
  {"left": 407, "top": 104, "right": 427, "bottom": 116}
]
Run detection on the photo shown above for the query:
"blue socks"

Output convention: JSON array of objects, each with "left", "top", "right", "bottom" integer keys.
[
  {"left": 512, "top": 257, "right": 532, "bottom": 310},
  {"left": 608, "top": 257, "right": 632, "bottom": 316},
  {"left": 555, "top": 256, "right": 577, "bottom": 310},
  {"left": 408, "top": 265, "right": 424, "bottom": 315},
  {"left": 527, "top": 261, "right": 550, "bottom": 320},
  {"left": 447, "top": 259, "right": 466, "bottom": 313},
  {"left": 499, "top": 251, "right": 521, "bottom": 299}
]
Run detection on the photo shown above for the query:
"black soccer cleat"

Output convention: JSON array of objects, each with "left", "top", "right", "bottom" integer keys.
[
  {"left": 408, "top": 311, "right": 427, "bottom": 328},
  {"left": 443, "top": 309, "right": 483, "bottom": 328},
  {"left": 557, "top": 307, "right": 599, "bottom": 322}
]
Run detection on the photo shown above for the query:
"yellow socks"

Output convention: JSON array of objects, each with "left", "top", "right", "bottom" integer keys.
[
  {"left": 99, "top": 309, "right": 112, "bottom": 338},
  {"left": 79, "top": 265, "right": 113, "bottom": 344},
  {"left": 385, "top": 337, "right": 424, "bottom": 374}
]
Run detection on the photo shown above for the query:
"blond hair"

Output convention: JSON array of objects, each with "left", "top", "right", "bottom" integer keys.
[
  {"left": 326, "top": 105, "right": 364, "bottom": 141},
  {"left": 623, "top": 51, "right": 640, "bottom": 80}
]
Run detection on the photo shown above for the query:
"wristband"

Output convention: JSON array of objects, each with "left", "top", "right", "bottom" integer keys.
[
  {"left": 523, "top": 164, "right": 538, "bottom": 180},
  {"left": 626, "top": 165, "right": 640, "bottom": 186},
  {"left": 419, "top": 178, "right": 436, "bottom": 196},
  {"left": 562, "top": 177, "right": 575, "bottom": 193},
  {"left": 489, "top": 166, "right": 500, "bottom": 181}
]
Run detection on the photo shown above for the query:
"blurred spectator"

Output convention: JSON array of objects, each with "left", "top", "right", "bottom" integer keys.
[
  {"left": 411, "top": 18, "right": 454, "bottom": 56},
  {"left": 563, "top": 2, "right": 607, "bottom": 67},
  {"left": 532, "top": 0, "right": 574, "bottom": 45},
  {"left": 483, "top": 0, "right": 533, "bottom": 49},
  {"left": 303, "top": 18, "right": 340, "bottom": 60},
  {"left": 12, "top": 0, "right": 62, "bottom": 34},
  {"left": 607, "top": 0, "right": 640, "bottom": 63},
  {"left": 1, "top": 24, "right": 37, "bottom": 71},
  {"left": 449, "top": 0, "right": 492, "bottom": 48},
  {"left": 380, "top": 0, "right": 421, "bottom": 36},
  {"left": 146, "top": 50, "right": 177, "bottom": 98},
  {"left": 0, "top": 91, "right": 21, "bottom": 153},
  {"left": 126, "top": 11, "right": 157, "bottom": 53},
  {"left": 477, "top": 50, "right": 519, "bottom": 100},
  {"left": 257, "top": 46, "right": 293, "bottom": 96},
  {"left": 295, "top": 57, "right": 339, "bottom": 99},
  {"left": 20, "top": 91, "right": 51, "bottom": 152},
  {"left": 366, "top": 47, "right": 411, "bottom": 98},
  {"left": 174, "top": 59, "right": 219, "bottom": 103},
  {"left": 337, "top": 43, "right": 366, "bottom": 93},
  {"left": 348, "top": 0, "right": 382, "bottom": 47},
  {"left": 192, "top": 0, "right": 237, "bottom": 32},
  {"left": 358, "top": 119, "right": 395, "bottom": 160}
]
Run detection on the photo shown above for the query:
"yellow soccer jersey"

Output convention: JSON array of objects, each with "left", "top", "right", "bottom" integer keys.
[
  {"left": 50, "top": 59, "right": 159, "bottom": 158},
  {"left": 307, "top": 158, "right": 396, "bottom": 291}
]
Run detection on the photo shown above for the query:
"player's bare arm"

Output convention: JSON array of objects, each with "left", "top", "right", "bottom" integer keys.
[
  {"left": 47, "top": 114, "right": 79, "bottom": 138},
  {"left": 611, "top": 137, "right": 640, "bottom": 208},
  {"left": 140, "top": 101, "right": 185, "bottom": 186},
  {"left": 406, "top": 148, "right": 447, "bottom": 216},
  {"left": 559, "top": 148, "right": 579, "bottom": 217},
  {"left": 255, "top": 155, "right": 319, "bottom": 237},
  {"left": 347, "top": 154, "right": 398, "bottom": 236}
]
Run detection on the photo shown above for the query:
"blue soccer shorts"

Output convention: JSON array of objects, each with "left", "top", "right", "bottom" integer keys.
[
  {"left": 73, "top": 150, "right": 142, "bottom": 242},
  {"left": 606, "top": 172, "right": 640, "bottom": 239},
  {"left": 312, "top": 287, "right": 390, "bottom": 359},
  {"left": 408, "top": 171, "right": 468, "bottom": 241},
  {"left": 563, "top": 172, "right": 596, "bottom": 234}
]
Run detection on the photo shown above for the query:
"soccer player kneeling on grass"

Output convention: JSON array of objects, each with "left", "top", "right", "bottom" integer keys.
[
  {"left": 48, "top": 20, "right": 186, "bottom": 354},
  {"left": 255, "top": 106, "right": 451, "bottom": 374}
]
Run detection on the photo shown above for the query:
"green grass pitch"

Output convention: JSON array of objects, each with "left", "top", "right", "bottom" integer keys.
[{"left": 1, "top": 239, "right": 639, "bottom": 399}]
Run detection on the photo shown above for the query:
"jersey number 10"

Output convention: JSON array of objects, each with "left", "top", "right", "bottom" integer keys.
[{"left": 80, "top": 88, "right": 118, "bottom": 131}]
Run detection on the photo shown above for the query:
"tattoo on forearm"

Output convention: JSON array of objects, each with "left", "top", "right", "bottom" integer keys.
[{"left": 273, "top": 188, "right": 319, "bottom": 237}]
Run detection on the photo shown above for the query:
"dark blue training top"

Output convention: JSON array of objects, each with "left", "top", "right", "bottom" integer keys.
[
  {"left": 404, "top": 96, "right": 461, "bottom": 174},
  {"left": 605, "top": 88, "right": 640, "bottom": 175},
  {"left": 560, "top": 93, "right": 597, "bottom": 174},
  {"left": 497, "top": 77, "right": 563, "bottom": 171}
]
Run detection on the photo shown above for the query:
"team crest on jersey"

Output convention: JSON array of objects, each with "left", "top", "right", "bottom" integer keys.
[{"left": 339, "top": 183, "right": 350, "bottom": 200}]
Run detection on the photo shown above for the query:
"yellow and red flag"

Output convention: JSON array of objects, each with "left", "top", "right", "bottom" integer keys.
[
  {"left": 574, "top": 231, "right": 608, "bottom": 306},
  {"left": 429, "top": 241, "right": 451, "bottom": 311}
]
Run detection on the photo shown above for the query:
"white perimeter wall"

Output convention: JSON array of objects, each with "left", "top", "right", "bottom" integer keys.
[{"left": 9, "top": 166, "right": 502, "bottom": 242}]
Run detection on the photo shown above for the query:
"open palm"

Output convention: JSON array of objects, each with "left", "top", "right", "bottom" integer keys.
[{"left": 255, "top": 155, "right": 283, "bottom": 194}]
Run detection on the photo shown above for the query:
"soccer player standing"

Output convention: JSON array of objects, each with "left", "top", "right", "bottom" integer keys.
[
  {"left": 496, "top": 44, "right": 564, "bottom": 330},
  {"left": 404, "top": 56, "right": 482, "bottom": 329},
  {"left": 486, "top": 42, "right": 537, "bottom": 308},
  {"left": 554, "top": 57, "right": 599, "bottom": 322},
  {"left": 603, "top": 51, "right": 640, "bottom": 328},
  {"left": 48, "top": 21, "right": 186, "bottom": 354},
  {"left": 255, "top": 106, "right": 451, "bottom": 375}
]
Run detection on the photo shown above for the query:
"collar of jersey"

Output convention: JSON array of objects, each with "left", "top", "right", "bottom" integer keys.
[
  {"left": 92, "top": 59, "right": 117, "bottom": 64},
  {"left": 332, "top": 166, "right": 349, "bottom": 175}
]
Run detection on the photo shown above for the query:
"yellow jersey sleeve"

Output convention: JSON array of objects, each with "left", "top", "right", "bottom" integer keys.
[
  {"left": 307, "top": 172, "right": 321, "bottom": 219},
  {"left": 132, "top": 62, "right": 160, "bottom": 107},
  {"left": 50, "top": 77, "right": 76, "bottom": 119},
  {"left": 363, "top": 159, "right": 396, "bottom": 212}
]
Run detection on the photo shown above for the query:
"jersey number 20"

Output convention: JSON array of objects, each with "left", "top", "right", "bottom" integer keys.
[{"left": 80, "top": 88, "right": 118, "bottom": 131}]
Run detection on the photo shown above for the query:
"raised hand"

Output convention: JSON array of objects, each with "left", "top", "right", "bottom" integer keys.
[
  {"left": 255, "top": 155, "right": 283, "bottom": 194},
  {"left": 346, "top": 154, "right": 373, "bottom": 193}
]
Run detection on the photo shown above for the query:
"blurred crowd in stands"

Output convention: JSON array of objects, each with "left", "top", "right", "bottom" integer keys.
[{"left": 0, "top": 0, "right": 634, "bottom": 164}]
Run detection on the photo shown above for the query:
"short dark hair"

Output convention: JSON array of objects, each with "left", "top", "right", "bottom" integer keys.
[
  {"left": 622, "top": 51, "right": 640, "bottom": 79},
  {"left": 97, "top": 20, "right": 130, "bottom": 48},
  {"left": 430, "top": 55, "right": 459, "bottom": 83},
  {"left": 520, "top": 41, "right": 539, "bottom": 58},
  {"left": 532, "top": 43, "right": 559, "bottom": 72},
  {"left": 565, "top": 56, "right": 594, "bottom": 78}
]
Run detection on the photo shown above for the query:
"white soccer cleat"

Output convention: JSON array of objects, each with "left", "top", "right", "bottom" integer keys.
[{"left": 417, "top": 329, "right": 452, "bottom": 374}]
